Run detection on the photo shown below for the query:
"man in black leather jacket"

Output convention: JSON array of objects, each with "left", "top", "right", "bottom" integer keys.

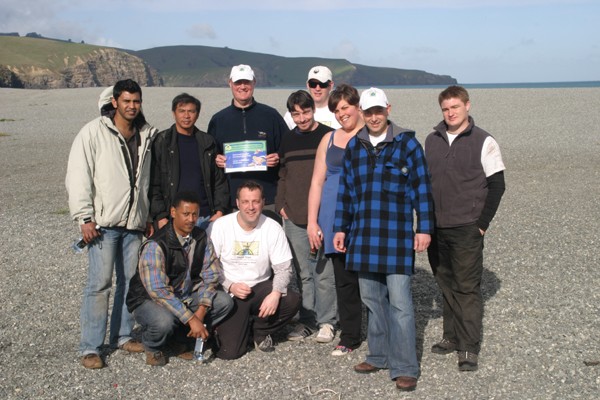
[{"left": 149, "top": 93, "right": 229, "bottom": 232}]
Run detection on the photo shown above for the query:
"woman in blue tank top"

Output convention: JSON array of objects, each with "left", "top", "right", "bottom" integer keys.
[{"left": 307, "top": 84, "right": 365, "bottom": 356}]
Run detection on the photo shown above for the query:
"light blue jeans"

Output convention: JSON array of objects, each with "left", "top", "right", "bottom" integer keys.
[
  {"left": 133, "top": 290, "right": 234, "bottom": 352},
  {"left": 80, "top": 227, "right": 142, "bottom": 355},
  {"left": 358, "top": 272, "right": 419, "bottom": 379},
  {"left": 284, "top": 219, "right": 336, "bottom": 328}
]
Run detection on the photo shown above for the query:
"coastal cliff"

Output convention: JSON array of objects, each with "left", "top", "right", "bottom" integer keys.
[
  {"left": 0, "top": 36, "right": 456, "bottom": 89},
  {"left": 0, "top": 45, "right": 161, "bottom": 89}
]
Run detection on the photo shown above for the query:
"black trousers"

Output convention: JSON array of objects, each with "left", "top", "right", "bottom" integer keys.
[
  {"left": 215, "top": 279, "right": 300, "bottom": 360},
  {"left": 428, "top": 224, "right": 484, "bottom": 354},
  {"left": 331, "top": 254, "right": 362, "bottom": 349}
]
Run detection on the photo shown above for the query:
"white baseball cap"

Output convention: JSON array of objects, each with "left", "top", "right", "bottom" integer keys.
[
  {"left": 360, "top": 87, "right": 389, "bottom": 110},
  {"left": 307, "top": 66, "right": 332, "bottom": 83},
  {"left": 230, "top": 64, "right": 255, "bottom": 82}
]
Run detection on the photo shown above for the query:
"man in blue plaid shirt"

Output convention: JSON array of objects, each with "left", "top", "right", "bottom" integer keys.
[{"left": 333, "top": 88, "right": 434, "bottom": 392}]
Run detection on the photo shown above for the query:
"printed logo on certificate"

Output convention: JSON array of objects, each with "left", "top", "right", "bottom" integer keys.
[{"left": 223, "top": 140, "right": 268, "bottom": 173}]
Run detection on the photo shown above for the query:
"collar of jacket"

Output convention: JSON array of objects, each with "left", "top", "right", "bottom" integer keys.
[
  {"left": 357, "top": 121, "right": 415, "bottom": 144},
  {"left": 164, "top": 221, "right": 204, "bottom": 250},
  {"left": 230, "top": 97, "right": 257, "bottom": 112},
  {"left": 434, "top": 115, "right": 475, "bottom": 138},
  {"left": 101, "top": 115, "right": 155, "bottom": 141},
  {"left": 167, "top": 124, "right": 201, "bottom": 146}
]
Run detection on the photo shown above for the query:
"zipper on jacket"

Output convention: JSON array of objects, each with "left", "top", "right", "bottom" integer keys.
[
  {"left": 119, "top": 141, "right": 136, "bottom": 216},
  {"left": 242, "top": 109, "right": 247, "bottom": 134}
]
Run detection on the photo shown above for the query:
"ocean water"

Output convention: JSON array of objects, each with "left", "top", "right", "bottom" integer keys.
[{"left": 376, "top": 81, "right": 600, "bottom": 90}]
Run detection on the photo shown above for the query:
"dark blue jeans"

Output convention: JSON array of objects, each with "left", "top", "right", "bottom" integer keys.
[
  {"left": 428, "top": 224, "right": 485, "bottom": 354},
  {"left": 133, "top": 290, "right": 234, "bottom": 352}
]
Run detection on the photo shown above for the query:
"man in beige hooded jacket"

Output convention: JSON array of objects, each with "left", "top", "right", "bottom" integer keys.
[{"left": 66, "top": 79, "right": 157, "bottom": 369}]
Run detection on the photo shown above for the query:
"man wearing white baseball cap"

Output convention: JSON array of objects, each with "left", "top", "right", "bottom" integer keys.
[
  {"left": 333, "top": 87, "right": 434, "bottom": 392},
  {"left": 208, "top": 64, "right": 288, "bottom": 222},
  {"left": 284, "top": 66, "right": 341, "bottom": 130}
]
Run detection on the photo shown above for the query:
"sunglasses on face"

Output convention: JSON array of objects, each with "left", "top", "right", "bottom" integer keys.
[{"left": 308, "top": 80, "right": 330, "bottom": 89}]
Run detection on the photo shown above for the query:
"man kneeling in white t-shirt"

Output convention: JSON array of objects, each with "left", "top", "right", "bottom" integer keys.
[{"left": 208, "top": 181, "right": 301, "bottom": 359}]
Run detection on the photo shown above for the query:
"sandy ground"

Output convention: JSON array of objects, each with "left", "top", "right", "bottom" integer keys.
[{"left": 0, "top": 86, "right": 598, "bottom": 399}]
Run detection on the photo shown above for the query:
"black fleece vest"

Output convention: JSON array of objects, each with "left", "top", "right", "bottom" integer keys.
[
  {"left": 425, "top": 124, "right": 489, "bottom": 228},
  {"left": 126, "top": 223, "right": 208, "bottom": 313}
]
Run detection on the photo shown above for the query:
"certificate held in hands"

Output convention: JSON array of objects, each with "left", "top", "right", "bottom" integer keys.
[{"left": 223, "top": 140, "right": 268, "bottom": 173}]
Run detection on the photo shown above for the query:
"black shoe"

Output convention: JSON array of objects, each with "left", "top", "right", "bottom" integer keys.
[
  {"left": 146, "top": 351, "right": 167, "bottom": 366},
  {"left": 254, "top": 335, "right": 275, "bottom": 353},
  {"left": 431, "top": 338, "right": 457, "bottom": 354},
  {"left": 458, "top": 351, "right": 478, "bottom": 371}
]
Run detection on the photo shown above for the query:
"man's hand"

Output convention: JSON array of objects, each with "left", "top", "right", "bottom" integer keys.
[
  {"left": 333, "top": 232, "right": 346, "bottom": 253},
  {"left": 258, "top": 291, "right": 281, "bottom": 318},
  {"left": 266, "top": 153, "right": 280, "bottom": 167},
  {"left": 414, "top": 233, "right": 431, "bottom": 253},
  {"left": 215, "top": 154, "right": 227, "bottom": 169},
  {"left": 157, "top": 218, "right": 169, "bottom": 230},
  {"left": 81, "top": 222, "right": 100, "bottom": 244},
  {"left": 187, "top": 315, "right": 209, "bottom": 340},
  {"left": 229, "top": 282, "right": 252, "bottom": 299}
]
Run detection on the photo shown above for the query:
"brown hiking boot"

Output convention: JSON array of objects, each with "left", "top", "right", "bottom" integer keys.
[
  {"left": 81, "top": 354, "right": 104, "bottom": 369},
  {"left": 145, "top": 351, "right": 167, "bottom": 366},
  {"left": 354, "top": 361, "right": 381, "bottom": 374},
  {"left": 169, "top": 341, "right": 194, "bottom": 360},
  {"left": 119, "top": 339, "right": 144, "bottom": 353},
  {"left": 395, "top": 376, "right": 417, "bottom": 392}
]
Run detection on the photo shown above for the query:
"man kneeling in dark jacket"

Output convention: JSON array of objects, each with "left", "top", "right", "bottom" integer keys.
[{"left": 127, "top": 191, "right": 233, "bottom": 366}]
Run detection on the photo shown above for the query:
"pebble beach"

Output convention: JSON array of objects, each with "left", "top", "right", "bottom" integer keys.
[{"left": 0, "top": 86, "right": 598, "bottom": 399}]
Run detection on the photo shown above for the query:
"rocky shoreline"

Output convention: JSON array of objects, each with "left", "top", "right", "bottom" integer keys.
[{"left": 0, "top": 87, "right": 598, "bottom": 399}]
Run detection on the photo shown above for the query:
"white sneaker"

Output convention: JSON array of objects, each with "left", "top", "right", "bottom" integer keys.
[
  {"left": 331, "top": 345, "right": 353, "bottom": 356},
  {"left": 315, "top": 323, "right": 335, "bottom": 343}
]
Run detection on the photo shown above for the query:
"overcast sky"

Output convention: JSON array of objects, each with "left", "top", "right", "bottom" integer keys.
[{"left": 1, "top": 0, "right": 598, "bottom": 83}]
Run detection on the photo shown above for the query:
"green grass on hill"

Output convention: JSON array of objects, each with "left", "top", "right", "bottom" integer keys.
[
  {"left": 0, "top": 37, "right": 456, "bottom": 87},
  {"left": 0, "top": 36, "right": 100, "bottom": 69},
  {"left": 132, "top": 45, "right": 355, "bottom": 87}
]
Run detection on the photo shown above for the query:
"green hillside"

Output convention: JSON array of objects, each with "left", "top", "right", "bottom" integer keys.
[
  {"left": 0, "top": 36, "right": 457, "bottom": 88},
  {"left": 0, "top": 36, "right": 100, "bottom": 68},
  {"left": 131, "top": 45, "right": 456, "bottom": 87},
  {"left": 130, "top": 46, "right": 354, "bottom": 87}
]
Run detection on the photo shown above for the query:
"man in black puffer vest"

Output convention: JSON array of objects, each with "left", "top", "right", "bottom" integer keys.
[{"left": 127, "top": 191, "right": 233, "bottom": 366}]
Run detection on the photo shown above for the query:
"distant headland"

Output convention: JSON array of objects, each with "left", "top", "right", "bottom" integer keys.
[{"left": 0, "top": 33, "right": 457, "bottom": 89}]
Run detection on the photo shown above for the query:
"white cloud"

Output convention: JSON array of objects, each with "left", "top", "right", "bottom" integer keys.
[
  {"left": 93, "top": 37, "right": 123, "bottom": 48},
  {"left": 186, "top": 24, "right": 217, "bottom": 40},
  {"left": 0, "top": 0, "right": 85, "bottom": 39},
  {"left": 327, "top": 40, "right": 361, "bottom": 62}
]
